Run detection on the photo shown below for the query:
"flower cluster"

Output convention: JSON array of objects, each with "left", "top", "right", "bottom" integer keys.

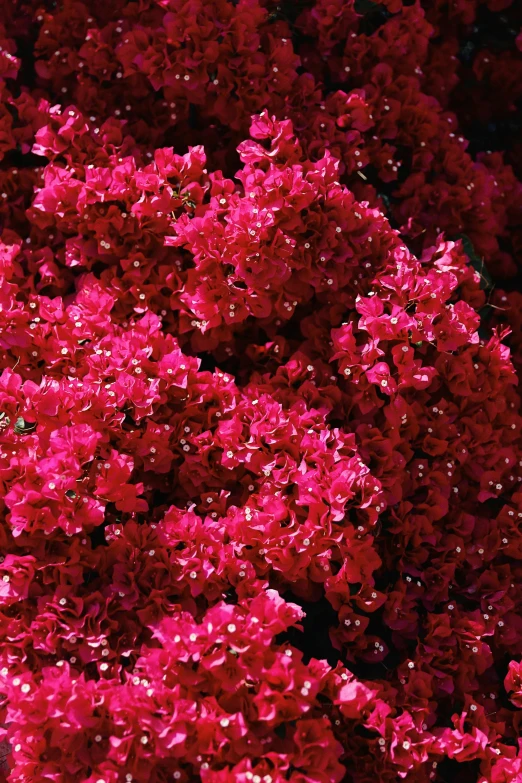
[{"left": 0, "top": 1, "right": 521, "bottom": 782}]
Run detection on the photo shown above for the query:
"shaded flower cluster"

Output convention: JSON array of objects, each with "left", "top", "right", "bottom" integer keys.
[{"left": 0, "top": 1, "right": 521, "bottom": 782}]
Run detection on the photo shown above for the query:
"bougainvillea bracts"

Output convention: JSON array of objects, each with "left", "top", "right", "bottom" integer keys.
[{"left": 0, "top": 1, "right": 521, "bottom": 782}]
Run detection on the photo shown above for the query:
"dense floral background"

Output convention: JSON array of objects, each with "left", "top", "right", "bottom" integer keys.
[{"left": 0, "top": 0, "right": 521, "bottom": 781}]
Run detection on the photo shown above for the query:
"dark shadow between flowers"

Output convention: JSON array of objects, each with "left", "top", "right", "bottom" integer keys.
[
  {"left": 437, "top": 758, "right": 481, "bottom": 783},
  {"left": 276, "top": 592, "right": 342, "bottom": 668}
]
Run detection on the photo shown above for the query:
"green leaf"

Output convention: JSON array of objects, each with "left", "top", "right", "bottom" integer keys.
[
  {"left": 457, "top": 234, "right": 493, "bottom": 291},
  {"left": 355, "top": 0, "right": 379, "bottom": 13},
  {"left": 14, "top": 417, "right": 36, "bottom": 435}
]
